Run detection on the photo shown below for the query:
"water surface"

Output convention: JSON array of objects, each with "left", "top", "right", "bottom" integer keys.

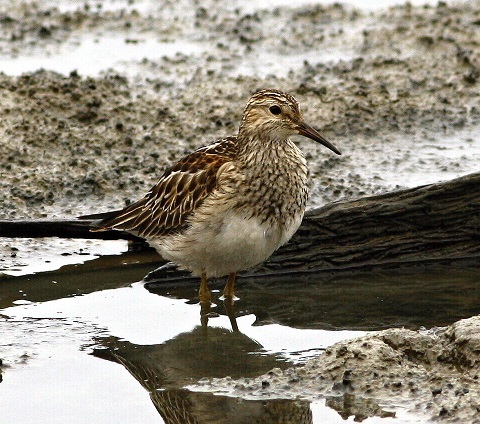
[{"left": 1, "top": 248, "right": 478, "bottom": 423}]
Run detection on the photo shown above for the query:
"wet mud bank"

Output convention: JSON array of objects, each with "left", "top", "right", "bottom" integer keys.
[
  {"left": 195, "top": 316, "right": 480, "bottom": 422},
  {"left": 0, "top": 1, "right": 479, "bottom": 219}
]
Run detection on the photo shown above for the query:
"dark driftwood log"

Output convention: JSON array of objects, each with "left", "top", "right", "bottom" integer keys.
[
  {"left": 1, "top": 172, "right": 479, "bottom": 274},
  {"left": 261, "top": 171, "right": 480, "bottom": 274}
]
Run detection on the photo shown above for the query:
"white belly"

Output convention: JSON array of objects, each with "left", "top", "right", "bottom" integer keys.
[{"left": 149, "top": 210, "right": 302, "bottom": 278}]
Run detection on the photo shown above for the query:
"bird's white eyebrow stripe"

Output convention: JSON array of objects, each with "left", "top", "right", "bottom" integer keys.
[{"left": 247, "top": 89, "right": 299, "bottom": 110}]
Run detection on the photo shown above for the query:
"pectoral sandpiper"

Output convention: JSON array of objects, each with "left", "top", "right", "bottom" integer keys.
[{"left": 84, "top": 89, "right": 341, "bottom": 303}]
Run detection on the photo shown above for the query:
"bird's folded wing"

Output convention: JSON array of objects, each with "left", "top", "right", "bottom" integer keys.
[{"left": 91, "top": 137, "right": 237, "bottom": 238}]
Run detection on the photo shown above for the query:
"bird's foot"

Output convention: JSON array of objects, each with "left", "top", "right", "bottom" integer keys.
[
  {"left": 198, "top": 289, "right": 212, "bottom": 304},
  {"left": 199, "top": 270, "right": 212, "bottom": 304}
]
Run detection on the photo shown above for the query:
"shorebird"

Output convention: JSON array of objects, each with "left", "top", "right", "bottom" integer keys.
[{"left": 85, "top": 89, "right": 341, "bottom": 303}]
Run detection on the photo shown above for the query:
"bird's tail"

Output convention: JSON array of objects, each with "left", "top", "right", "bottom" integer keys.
[{"left": 77, "top": 209, "right": 124, "bottom": 232}]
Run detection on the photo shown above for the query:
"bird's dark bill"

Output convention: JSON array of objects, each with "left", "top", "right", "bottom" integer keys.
[{"left": 297, "top": 123, "right": 341, "bottom": 155}]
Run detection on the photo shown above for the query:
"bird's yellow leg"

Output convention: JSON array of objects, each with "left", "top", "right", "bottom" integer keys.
[
  {"left": 222, "top": 272, "right": 237, "bottom": 302},
  {"left": 199, "top": 270, "right": 211, "bottom": 304}
]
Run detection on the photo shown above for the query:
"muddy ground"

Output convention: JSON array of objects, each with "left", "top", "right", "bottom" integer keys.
[
  {"left": 0, "top": 0, "right": 480, "bottom": 422},
  {"left": 1, "top": 0, "right": 479, "bottom": 219},
  {"left": 195, "top": 315, "right": 480, "bottom": 422}
]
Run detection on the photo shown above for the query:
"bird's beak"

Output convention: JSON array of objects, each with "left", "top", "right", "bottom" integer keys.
[{"left": 297, "top": 122, "right": 341, "bottom": 155}]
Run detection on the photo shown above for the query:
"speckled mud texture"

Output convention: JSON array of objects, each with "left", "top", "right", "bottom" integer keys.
[
  {"left": 1, "top": 0, "right": 480, "bottom": 422},
  {"left": 194, "top": 316, "right": 480, "bottom": 422},
  {"left": 1, "top": 0, "right": 479, "bottom": 220}
]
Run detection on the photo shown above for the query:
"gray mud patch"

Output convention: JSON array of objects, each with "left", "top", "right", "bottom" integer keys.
[
  {"left": 0, "top": 1, "right": 479, "bottom": 219},
  {"left": 193, "top": 316, "right": 480, "bottom": 422}
]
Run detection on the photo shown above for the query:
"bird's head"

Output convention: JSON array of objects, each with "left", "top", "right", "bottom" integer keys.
[{"left": 239, "top": 89, "right": 341, "bottom": 155}]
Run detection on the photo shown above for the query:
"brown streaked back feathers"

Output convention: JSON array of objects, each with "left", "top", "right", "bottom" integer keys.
[{"left": 94, "top": 137, "right": 238, "bottom": 237}]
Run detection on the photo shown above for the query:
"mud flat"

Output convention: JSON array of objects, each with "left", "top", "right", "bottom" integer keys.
[
  {"left": 193, "top": 316, "right": 480, "bottom": 422},
  {"left": 0, "top": 1, "right": 479, "bottom": 219}
]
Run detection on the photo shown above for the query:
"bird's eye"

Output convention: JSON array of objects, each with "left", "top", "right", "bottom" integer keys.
[{"left": 269, "top": 105, "right": 282, "bottom": 115}]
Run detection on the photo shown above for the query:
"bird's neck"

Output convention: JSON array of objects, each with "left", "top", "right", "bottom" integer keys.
[
  {"left": 235, "top": 133, "right": 308, "bottom": 193},
  {"left": 236, "top": 132, "right": 292, "bottom": 165},
  {"left": 233, "top": 133, "right": 309, "bottom": 227}
]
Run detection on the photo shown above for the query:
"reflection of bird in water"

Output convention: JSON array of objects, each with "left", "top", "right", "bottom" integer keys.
[
  {"left": 107, "top": 351, "right": 201, "bottom": 424},
  {"left": 83, "top": 90, "right": 340, "bottom": 304},
  {"left": 93, "top": 327, "right": 313, "bottom": 424}
]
